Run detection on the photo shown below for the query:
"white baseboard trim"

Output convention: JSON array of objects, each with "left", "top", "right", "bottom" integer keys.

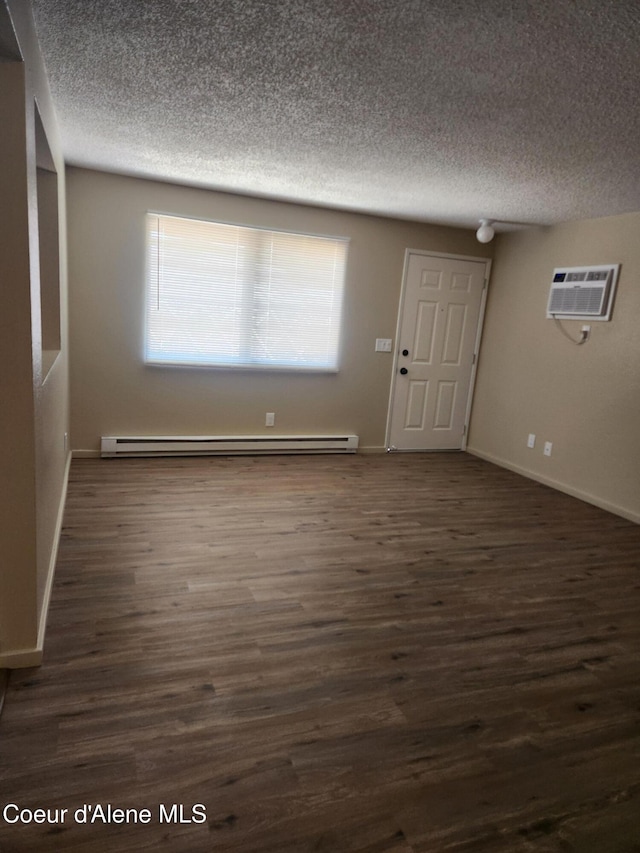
[
  {"left": 0, "top": 451, "right": 72, "bottom": 669},
  {"left": 37, "top": 450, "right": 72, "bottom": 653},
  {"left": 0, "top": 646, "right": 43, "bottom": 669},
  {"left": 467, "top": 447, "right": 640, "bottom": 525}
]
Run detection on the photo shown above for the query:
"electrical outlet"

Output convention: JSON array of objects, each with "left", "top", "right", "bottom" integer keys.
[
  {"left": 543, "top": 441, "right": 553, "bottom": 457},
  {"left": 375, "top": 338, "right": 392, "bottom": 352},
  {"left": 265, "top": 412, "right": 275, "bottom": 427},
  {"left": 527, "top": 433, "right": 536, "bottom": 449}
]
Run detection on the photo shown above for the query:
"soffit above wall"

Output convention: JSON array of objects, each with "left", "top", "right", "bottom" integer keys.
[{"left": 31, "top": 0, "right": 640, "bottom": 229}]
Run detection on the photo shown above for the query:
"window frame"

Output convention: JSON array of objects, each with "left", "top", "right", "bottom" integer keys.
[{"left": 144, "top": 211, "right": 349, "bottom": 373}]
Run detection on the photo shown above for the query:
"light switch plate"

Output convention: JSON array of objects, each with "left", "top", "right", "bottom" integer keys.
[{"left": 375, "top": 338, "right": 392, "bottom": 352}]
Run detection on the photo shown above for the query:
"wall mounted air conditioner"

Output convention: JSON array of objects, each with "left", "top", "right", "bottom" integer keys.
[{"left": 547, "top": 264, "right": 619, "bottom": 320}]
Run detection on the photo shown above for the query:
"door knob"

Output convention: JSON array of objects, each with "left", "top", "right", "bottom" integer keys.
[
  {"left": 400, "top": 367, "right": 408, "bottom": 375},
  {"left": 402, "top": 349, "right": 409, "bottom": 357}
]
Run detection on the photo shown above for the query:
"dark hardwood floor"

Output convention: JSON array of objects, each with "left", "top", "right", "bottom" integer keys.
[
  {"left": 1, "top": 453, "right": 639, "bottom": 852},
  {"left": 0, "top": 670, "right": 9, "bottom": 722}
]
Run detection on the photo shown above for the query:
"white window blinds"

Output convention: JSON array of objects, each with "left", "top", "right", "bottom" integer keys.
[{"left": 145, "top": 213, "right": 348, "bottom": 370}]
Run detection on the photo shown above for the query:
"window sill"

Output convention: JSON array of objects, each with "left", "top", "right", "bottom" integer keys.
[{"left": 144, "top": 359, "right": 339, "bottom": 375}]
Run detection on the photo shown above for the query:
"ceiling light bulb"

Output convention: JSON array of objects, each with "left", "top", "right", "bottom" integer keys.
[{"left": 476, "top": 219, "right": 495, "bottom": 243}]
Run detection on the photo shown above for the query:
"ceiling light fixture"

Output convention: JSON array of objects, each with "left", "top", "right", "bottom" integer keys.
[
  {"left": 475, "top": 217, "right": 540, "bottom": 243},
  {"left": 476, "top": 219, "right": 496, "bottom": 243}
]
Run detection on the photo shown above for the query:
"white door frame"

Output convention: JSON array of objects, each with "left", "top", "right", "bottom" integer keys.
[{"left": 385, "top": 249, "right": 492, "bottom": 451}]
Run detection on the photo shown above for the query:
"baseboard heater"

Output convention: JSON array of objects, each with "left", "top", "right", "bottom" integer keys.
[{"left": 101, "top": 434, "right": 359, "bottom": 458}]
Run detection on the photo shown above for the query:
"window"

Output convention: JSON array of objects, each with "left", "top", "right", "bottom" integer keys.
[{"left": 145, "top": 213, "right": 348, "bottom": 371}]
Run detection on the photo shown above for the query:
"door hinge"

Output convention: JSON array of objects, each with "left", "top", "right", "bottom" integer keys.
[
  {"left": 462, "top": 424, "right": 467, "bottom": 436},
  {"left": 472, "top": 353, "right": 477, "bottom": 365}
]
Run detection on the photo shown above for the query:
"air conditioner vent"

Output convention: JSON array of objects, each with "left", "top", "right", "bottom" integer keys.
[
  {"left": 548, "top": 286, "right": 607, "bottom": 316},
  {"left": 547, "top": 264, "right": 619, "bottom": 321}
]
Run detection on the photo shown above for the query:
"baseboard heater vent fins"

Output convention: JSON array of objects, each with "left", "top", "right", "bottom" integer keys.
[{"left": 101, "top": 434, "right": 359, "bottom": 458}]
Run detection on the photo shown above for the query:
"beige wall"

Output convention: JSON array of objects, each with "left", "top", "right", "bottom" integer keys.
[
  {"left": 0, "top": 1, "right": 69, "bottom": 667},
  {"left": 468, "top": 212, "right": 640, "bottom": 523},
  {"left": 0, "top": 61, "right": 38, "bottom": 655},
  {"left": 67, "top": 168, "right": 488, "bottom": 453}
]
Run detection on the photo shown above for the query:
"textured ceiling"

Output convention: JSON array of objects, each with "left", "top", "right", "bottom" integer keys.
[{"left": 30, "top": 0, "right": 640, "bottom": 229}]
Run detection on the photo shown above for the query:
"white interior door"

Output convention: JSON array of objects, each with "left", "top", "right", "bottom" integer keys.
[{"left": 387, "top": 251, "right": 489, "bottom": 451}]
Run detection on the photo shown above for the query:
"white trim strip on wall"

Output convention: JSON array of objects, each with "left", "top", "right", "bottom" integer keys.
[
  {"left": 468, "top": 447, "right": 640, "bottom": 525},
  {"left": 0, "top": 451, "right": 72, "bottom": 669}
]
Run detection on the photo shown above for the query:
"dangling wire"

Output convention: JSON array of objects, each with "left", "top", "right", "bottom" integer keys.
[{"left": 553, "top": 317, "right": 589, "bottom": 345}]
